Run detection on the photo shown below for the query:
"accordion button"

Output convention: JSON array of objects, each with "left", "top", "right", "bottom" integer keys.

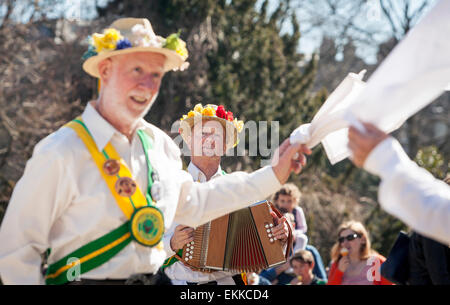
[
  {"left": 189, "top": 256, "right": 193, "bottom": 259},
  {"left": 270, "top": 238, "right": 274, "bottom": 243},
  {"left": 266, "top": 229, "right": 270, "bottom": 233},
  {"left": 270, "top": 223, "right": 274, "bottom": 228},
  {"left": 268, "top": 233, "right": 272, "bottom": 238},
  {"left": 265, "top": 224, "right": 269, "bottom": 228},
  {"left": 190, "top": 251, "right": 193, "bottom": 254}
]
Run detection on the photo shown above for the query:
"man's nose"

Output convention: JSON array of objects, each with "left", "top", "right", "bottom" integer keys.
[{"left": 140, "top": 75, "right": 159, "bottom": 91}]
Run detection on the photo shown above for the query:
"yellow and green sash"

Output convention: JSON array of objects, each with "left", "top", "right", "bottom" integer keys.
[{"left": 45, "top": 117, "right": 162, "bottom": 285}]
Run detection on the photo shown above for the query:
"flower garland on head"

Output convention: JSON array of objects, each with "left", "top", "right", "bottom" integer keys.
[
  {"left": 82, "top": 27, "right": 189, "bottom": 70},
  {"left": 180, "top": 104, "right": 244, "bottom": 133}
]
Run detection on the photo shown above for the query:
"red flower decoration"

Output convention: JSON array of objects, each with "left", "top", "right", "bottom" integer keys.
[
  {"left": 216, "top": 105, "right": 227, "bottom": 119},
  {"left": 226, "top": 111, "right": 234, "bottom": 121}
]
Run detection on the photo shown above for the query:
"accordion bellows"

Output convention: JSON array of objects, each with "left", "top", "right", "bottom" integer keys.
[{"left": 181, "top": 200, "right": 288, "bottom": 273}]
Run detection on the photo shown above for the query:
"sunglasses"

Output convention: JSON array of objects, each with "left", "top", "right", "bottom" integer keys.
[{"left": 338, "top": 233, "right": 361, "bottom": 244}]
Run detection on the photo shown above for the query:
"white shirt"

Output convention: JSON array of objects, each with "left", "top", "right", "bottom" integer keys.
[
  {"left": 364, "top": 137, "right": 450, "bottom": 245},
  {"left": 0, "top": 103, "right": 281, "bottom": 284},
  {"left": 163, "top": 162, "right": 238, "bottom": 285}
]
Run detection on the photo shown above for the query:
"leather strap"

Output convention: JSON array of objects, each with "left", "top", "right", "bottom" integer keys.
[{"left": 268, "top": 201, "right": 294, "bottom": 260}]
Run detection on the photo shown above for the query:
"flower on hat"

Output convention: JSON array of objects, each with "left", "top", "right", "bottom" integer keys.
[
  {"left": 226, "top": 111, "right": 234, "bottom": 121},
  {"left": 92, "top": 28, "right": 123, "bottom": 53},
  {"left": 164, "top": 33, "right": 188, "bottom": 61},
  {"left": 131, "top": 24, "right": 165, "bottom": 48},
  {"left": 233, "top": 118, "right": 244, "bottom": 133},
  {"left": 194, "top": 103, "right": 204, "bottom": 113},
  {"left": 116, "top": 38, "right": 132, "bottom": 50},
  {"left": 215, "top": 105, "right": 227, "bottom": 119},
  {"left": 202, "top": 106, "right": 216, "bottom": 116}
]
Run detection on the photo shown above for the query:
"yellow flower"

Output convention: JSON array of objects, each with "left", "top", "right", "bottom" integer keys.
[
  {"left": 194, "top": 103, "right": 203, "bottom": 113},
  {"left": 234, "top": 119, "right": 244, "bottom": 133},
  {"left": 187, "top": 111, "right": 196, "bottom": 118},
  {"left": 176, "top": 39, "right": 189, "bottom": 60},
  {"left": 202, "top": 106, "right": 216, "bottom": 117},
  {"left": 92, "top": 28, "right": 123, "bottom": 53},
  {"left": 180, "top": 114, "right": 188, "bottom": 121}
]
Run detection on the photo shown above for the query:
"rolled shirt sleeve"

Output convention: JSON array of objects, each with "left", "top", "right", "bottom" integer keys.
[{"left": 174, "top": 166, "right": 282, "bottom": 228}]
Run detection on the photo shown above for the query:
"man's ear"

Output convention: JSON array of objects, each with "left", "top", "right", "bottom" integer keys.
[
  {"left": 98, "top": 58, "right": 113, "bottom": 84},
  {"left": 310, "top": 260, "right": 315, "bottom": 270}
]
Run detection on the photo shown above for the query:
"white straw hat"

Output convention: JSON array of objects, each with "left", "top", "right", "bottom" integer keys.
[{"left": 82, "top": 18, "right": 189, "bottom": 78}]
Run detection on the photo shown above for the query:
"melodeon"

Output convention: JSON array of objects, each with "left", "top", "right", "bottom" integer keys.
[{"left": 180, "top": 200, "right": 292, "bottom": 273}]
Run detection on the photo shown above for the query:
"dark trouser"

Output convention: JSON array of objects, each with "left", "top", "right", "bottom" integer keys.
[{"left": 65, "top": 268, "right": 172, "bottom": 285}]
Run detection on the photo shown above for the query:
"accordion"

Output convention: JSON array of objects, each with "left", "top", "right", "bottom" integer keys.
[{"left": 180, "top": 200, "right": 292, "bottom": 273}]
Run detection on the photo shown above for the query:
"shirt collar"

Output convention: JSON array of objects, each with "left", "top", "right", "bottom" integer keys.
[
  {"left": 81, "top": 102, "right": 148, "bottom": 151},
  {"left": 187, "top": 162, "right": 223, "bottom": 182}
]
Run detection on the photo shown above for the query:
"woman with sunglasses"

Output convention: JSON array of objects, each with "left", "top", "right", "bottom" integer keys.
[{"left": 327, "top": 221, "right": 393, "bottom": 285}]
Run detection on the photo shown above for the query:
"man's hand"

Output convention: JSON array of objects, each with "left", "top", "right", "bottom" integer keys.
[
  {"left": 270, "top": 212, "right": 289, "bottom": 242},
  {"left": 271, "top": 139, "right": 312, "bottom": 184},
  {"left": 170, "top": 225, "right": 194, "bottom": 251},
  {"left": 348, "top": 122, "right": 389, "bottom": 167}
]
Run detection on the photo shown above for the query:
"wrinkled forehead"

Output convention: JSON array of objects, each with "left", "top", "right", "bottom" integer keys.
[
  {"left": 110, "top": 52, "right": 166, "bottom": 70},
  {"left": 192, "top": 120, "right": 224, "bottom": 134}
]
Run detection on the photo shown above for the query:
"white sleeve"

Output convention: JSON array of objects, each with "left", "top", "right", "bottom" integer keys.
[
  {"left": 162, "top": 223, "right": 177, "bottom": 259},
  {"left": 0, "top": 146, "right": 74, "bottom": 285},
  {"left": 174, "top": 166, "right": 282, "bottom": 227},
  {"left": 294, "top": 207, "right": 307, "bottom": 234},
  {"left": 364, "top": 137, "right": 450, "bottom": 245}
]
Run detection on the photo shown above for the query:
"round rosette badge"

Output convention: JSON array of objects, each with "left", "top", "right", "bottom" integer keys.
[{"left": 130, "top": 206, "right": 165, "bottom": 247}]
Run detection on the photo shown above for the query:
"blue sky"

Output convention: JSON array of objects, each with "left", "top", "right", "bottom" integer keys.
[{"left": 257, "top": 0, "right": 439, "bottom": 64}]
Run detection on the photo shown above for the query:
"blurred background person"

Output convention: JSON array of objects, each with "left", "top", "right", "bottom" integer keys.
[
  {"left": 272, "top": 183, "right": 308, "bottom": 251},
  {"left": 327, "top": 220, "right": 393, "bottom": 285},
  {"left": 289, "top": 250, "right": 327, "bottom": 285}
]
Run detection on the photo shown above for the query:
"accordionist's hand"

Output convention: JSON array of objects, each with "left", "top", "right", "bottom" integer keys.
[
  {"left": 270, "top": 212, "right": 289, "bottom": 243},
  {"left": 170, "top": 225, "right": 194, "bottom": 251},
  {"left": 271, "top": 138, "right": 312, "bottom": 184}
]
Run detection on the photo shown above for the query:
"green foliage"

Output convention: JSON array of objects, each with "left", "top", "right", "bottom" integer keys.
[
  {"left": 207, "top": 0, "right": 321, "bottom": 169},
  {"left": 414, "top": 145, "right": 448, "bottom": 179}
]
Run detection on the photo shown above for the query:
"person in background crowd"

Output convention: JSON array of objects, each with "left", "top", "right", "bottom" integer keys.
[
  {"left": 289, "top": 250, "right": 327, "bottom": 285},
  {"left": 272, "top": 183, "right": 308, "bottom": 251},
  {"left": 305, "top": 244, "right": 328, "bottom": 281},
  {"left": 327, "top": 220, "right": 393, "bottom": 285}
]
